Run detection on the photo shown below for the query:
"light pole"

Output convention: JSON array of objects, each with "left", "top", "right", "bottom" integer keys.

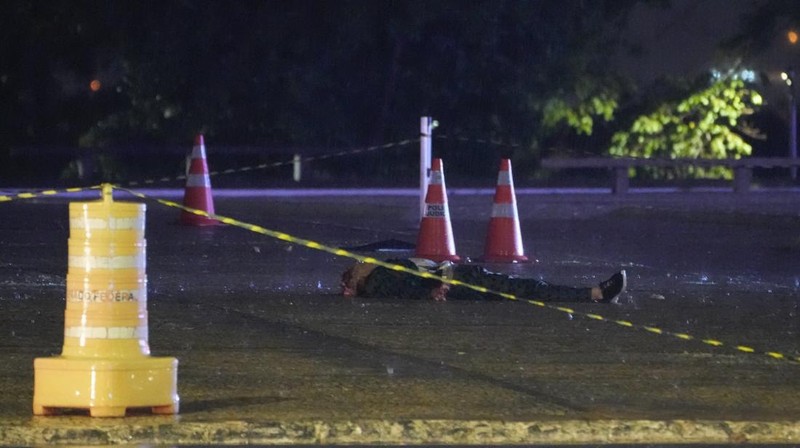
[
  {"left": 781, "top": 69, "right": 797, "bottom": 180},
  {"left": 419, "top": 117, "right": 438, "bottom": 221}
]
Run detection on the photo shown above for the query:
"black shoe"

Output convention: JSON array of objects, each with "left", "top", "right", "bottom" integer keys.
[{"left": 598, "top": 270, "right": 627, "bottom": 303}]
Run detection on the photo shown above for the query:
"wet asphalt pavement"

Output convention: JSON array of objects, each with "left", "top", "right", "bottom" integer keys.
[{"left": 0, "top": 188, "right": 799, "bottom": 445}]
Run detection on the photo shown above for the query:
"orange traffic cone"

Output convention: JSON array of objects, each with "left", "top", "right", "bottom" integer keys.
[
  {"left": 415, "top": 158, "right": 460, "bottom": 262},
  {"left": 181, "top": 134, "right": 219, "bottom": 226},
  {"left": 483, "top": 159, "right": 528, "bottom": 263}
]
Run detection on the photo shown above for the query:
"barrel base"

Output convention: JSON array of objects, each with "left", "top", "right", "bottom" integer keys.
[{"left": 33, "top": 356, "right": 179, "bottom": 417}]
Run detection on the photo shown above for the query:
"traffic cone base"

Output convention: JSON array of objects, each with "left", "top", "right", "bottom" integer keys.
[
  {"left": 415, "top": 214, "right": 461, "bottom": 262},
  {"left": 482, "top": 215, "right": 528, "bottom": 262}
]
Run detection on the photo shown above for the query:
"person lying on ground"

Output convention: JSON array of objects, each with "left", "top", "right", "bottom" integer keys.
[{"left": 340, "top": 258, "right": 626, "bottom": 303}]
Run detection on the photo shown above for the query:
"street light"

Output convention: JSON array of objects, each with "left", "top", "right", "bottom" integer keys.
[
  {"left": 781, "top": 69, "right": 797, "bottom": 180},
  {"left": 789, "top": 30, "right": 799, "bottom": 45}
]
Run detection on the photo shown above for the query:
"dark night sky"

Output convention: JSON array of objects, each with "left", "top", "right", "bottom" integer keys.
[
  {"left": 618, "top": 1, "right": 789, "bottom": 79},
  {"left": 617, "top": 0, "right": 797, "bottom": 108},
  {"left": 616, "top": 0, "right": 750, "bottom": 82}
]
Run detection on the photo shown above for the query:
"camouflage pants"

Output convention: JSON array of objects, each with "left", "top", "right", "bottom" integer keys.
[
  {"left": 448, "top": 265, "right": 592, "bottom": 302},
  {"left": 361, "top": 260, "right": 592, "bottom": 302}
]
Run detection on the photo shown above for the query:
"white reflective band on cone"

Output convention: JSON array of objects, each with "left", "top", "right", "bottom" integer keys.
[
  {"left": 429, "top": 171, "right": 443, "bottom": 184},
  {"left": 191, "top": 145, "right": 206, "bottom": 159},
  {"left": 64, "top": 326, "right": 148, "bottom": 339},
  {"left": 68, "top": 255, "right": 145, "bottom": 270},
  {"left": 497, "top": 171, "right": 511, "bottom": 185},
  {"left": 186, "top": 173, "right": 211, "bottom": 187},
  {"left": 69, "top": 217, "right": 143, "bottom": 230},
  {"left": 491, "top": 203, "right": 517, "bottom": 218}
]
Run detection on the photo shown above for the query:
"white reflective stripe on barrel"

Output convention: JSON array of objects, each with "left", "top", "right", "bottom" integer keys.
[
  {"left": 68, "top": 255, "right": 145, "bottom": 270},
  {"left": 69, "top": 217, "right": 143, "bottom": 230},
  {"left": 64, "top": 326, "right": 148, "bottom": 339}
]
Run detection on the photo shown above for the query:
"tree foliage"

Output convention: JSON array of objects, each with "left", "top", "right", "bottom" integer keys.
[
  {"left": 608, "top": 77, "right": 763, "bottom": 179},
  {"left": 6, "top": 0, "right": 776, "bottom": 184},
  {"left": 540, "top": 77, "right": 621, "bottom": 136},
  {"left": 0, "top": 1, "right": 641, "bottom": 150}
]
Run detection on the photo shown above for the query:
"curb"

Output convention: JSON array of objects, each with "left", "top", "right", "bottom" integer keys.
[{"left": 2, "top": 419, "right": 799, "bottom": 445}]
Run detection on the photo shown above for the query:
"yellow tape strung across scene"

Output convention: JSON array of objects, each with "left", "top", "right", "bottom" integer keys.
[
  {"left": 0, "top": 185, "right": 103, "bottom": 203},
  {"left": 0, "top": 139, "right": 418, "bottom": 201},
  {"left": 435, "top": 135, "right": 602, "bottom": 158},
  {"left": 435, "top": 134, "right": 522, "bottom": 149},
  {"left": 126, "top": 139, "right": 419, "bottom": 187},
  {"left": 115, "top": 185, "right": 800, "bottom": 365}
]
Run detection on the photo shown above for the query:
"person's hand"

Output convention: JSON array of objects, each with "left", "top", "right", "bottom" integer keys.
[
  {"left": 341, "top": 280, "right": 356, "bottom": 298},
  {"left": 430, "top": 283, "right": 449, "bottom": 302},
  {"left": 340, "top": 262, "right": 377, "bottom": 298}
]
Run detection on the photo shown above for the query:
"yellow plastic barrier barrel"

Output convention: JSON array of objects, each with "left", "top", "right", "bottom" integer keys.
[{"left": 33, "top": 185, "right": 179, "bottom": 417}]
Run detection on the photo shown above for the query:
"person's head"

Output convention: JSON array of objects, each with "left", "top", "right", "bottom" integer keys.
[{"left": 340, "top": 262, "right": 377, "bottom": 297}]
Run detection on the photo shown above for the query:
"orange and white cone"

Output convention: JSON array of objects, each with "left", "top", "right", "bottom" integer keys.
[
  {"left": 180, "top": 134, "right": 219, "bottom": 226},
  {"left": 415, "top": 158, "right": 460, "bottom": 262},
  {"left": 483, "top": 159, "right": 528, "bottom": 262}
]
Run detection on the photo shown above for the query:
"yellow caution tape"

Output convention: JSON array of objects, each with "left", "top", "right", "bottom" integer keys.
[
  {"left": 116, "top": 184, "right": 800, "bottom": 365},
  {"left": 0, "top": 139, "right": 418, "bottom": 198},
  {"left": 436, "top": 134, "right": 522, "bottom": 149},
  {"left": 0, "top": 185, "right": 103, "bottom": 203},
  {"left": 126, "top": 139, "right": 419, "bottom": 187}
]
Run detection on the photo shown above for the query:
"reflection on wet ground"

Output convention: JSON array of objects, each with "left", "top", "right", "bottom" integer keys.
[{"left": 0, "top": 191, "right": 798, "bottom": 444}]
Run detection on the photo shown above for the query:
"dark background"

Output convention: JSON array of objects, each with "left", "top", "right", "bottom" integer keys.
[{"left": 1, "top": 0, "right": 799, "bottom": 187}]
